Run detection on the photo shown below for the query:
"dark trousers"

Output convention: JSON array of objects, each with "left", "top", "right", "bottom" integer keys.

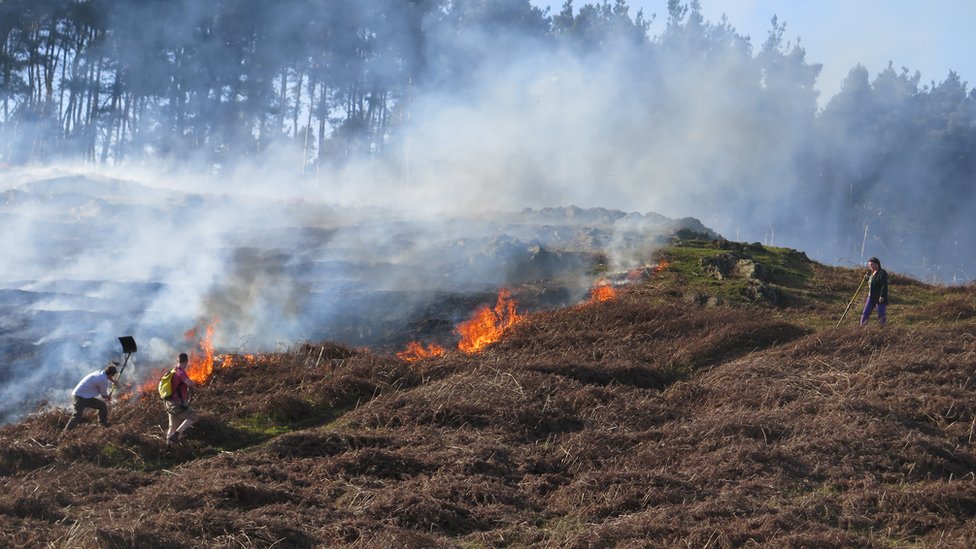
[
  {"left": 860, "top": 296, "right": 887, "bottom": 326},
  {"left": 64, "top": 395, "right": 108, "bottom": 430}
]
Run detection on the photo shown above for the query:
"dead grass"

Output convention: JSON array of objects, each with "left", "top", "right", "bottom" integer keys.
[{"left": 1, "top": 243, "right": 975, "bottom": 547}]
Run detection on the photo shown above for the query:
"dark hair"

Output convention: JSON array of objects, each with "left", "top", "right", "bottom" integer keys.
[
  {"left": 105, "top": 365, "right": 118, "bottom": 377},
  {"left": 178, "top": 353, "right": 189, "bottom": 363},
  {"left": 868, "top": 257, "right": 881, "bottom": 267}
]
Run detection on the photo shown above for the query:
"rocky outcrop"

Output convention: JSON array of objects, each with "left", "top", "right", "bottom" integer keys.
[{"left": 699, "top": 245, "right": 778, "bottom": 304}]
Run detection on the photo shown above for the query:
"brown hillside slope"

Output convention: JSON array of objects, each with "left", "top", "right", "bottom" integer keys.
[{"left": 1, "top": 243, "right": 976, "bottom": 548}]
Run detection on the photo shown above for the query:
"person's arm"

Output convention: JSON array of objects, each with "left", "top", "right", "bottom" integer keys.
[
  {"left": 178, "top": 369, "right": 196, "bottom": 390},
  {"left": 176, "top": 370, "right": 194, "bottom": 405},
  {"left": 99, "top": 375, "right": 113, "bottom": 400},
  {"left": 880, "top": 271, "right": 889, "bottom": 303}
]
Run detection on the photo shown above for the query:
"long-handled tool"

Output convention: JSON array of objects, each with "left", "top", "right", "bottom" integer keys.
[
  {"left": 836, "top": 273, "right": 869, "bottom": 327},
  {"left": 109, "top": 336, "right": 138, "bottom": 396}
]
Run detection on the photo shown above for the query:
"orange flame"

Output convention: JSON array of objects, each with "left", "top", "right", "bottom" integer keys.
[
  {"left": 397, "top": 341, "right": 446, "bottom": 362},
  {"left": 626, "top": 267, "right": 646, "bottom": 280},
  {"left": 457, "top": 289, "right": 523, "bottom": 354},
  {"left": 589, "top": 280, "right": 617, "bottom": 303},
  {"left": 183, "top": 319, "right": 218, "bottom": 384},
  {"left": 220, "top": 353, "right": 255, "bottom": 369},
  {"left": 135, "top": 319, "right": 218, "bottom": 395},
  {"left": 116, "top": 385, "right": 138, "bottom": 402},
  {"left": 137, "top": 373, "right": 159, "bottom": 395},
  {"left": 627, "top": 258, "right": 671, "bottom": 281}
]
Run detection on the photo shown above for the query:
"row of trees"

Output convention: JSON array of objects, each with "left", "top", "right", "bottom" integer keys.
[
  {"left": 0, "top": 0, "right": 829, "bottom": 168},
  {"left": 1, "top": 0, "right": 654, "bottom": 165},
  {"left": 805, "top": 63, "right": 975, "bottom": 277}
]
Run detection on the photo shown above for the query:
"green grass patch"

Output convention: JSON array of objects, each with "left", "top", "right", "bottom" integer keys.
[
  {"left": 657, "top": 240, "right": 816, "bottom": 305},
  {"left": 659, "top": 240, "right": 727, "bottom": 275},
  {"left": 231, "top": 413, "right": 292, "bottom": 438},
  {"left": 748, "top": 245, "right": 815, "bottom": 287},
  {"left": 97, "top": 442, "right": 130, "bottom": 467},
  {"left": 662, "top": 240, "right": 813, "bottom": 286},
  {"left": 538, "top": 514, "right": 586, "bottom": 541},
  {"left": 223, "top": 402, "right": 357, "bottom": 450}
]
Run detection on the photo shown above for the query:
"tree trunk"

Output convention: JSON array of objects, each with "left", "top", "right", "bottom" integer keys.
[
  {"left": 302, "top": 75, "right": 315, "bottom": 173},
  {"left": 100, "top": 69, "right": 122, "bottom": 163},
  {"left": 292, "top": 70, "right": 304, "bottom": 140},
  {"left": 116, "top": 91, "right": 132, "bottom": 162},
  {"left": 87, "top": 49, "right": 102, "bottom": 163}
]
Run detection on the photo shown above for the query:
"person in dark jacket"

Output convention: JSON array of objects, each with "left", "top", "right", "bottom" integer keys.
[
  {"left": 64, "top": 363, "right": 118, "bottom": 431},
  {"left": 164, "top": 353, "right": 198, "bottom": 447},
  {"left": 860, "top": 256, "right": 889, "bottom": 326}
]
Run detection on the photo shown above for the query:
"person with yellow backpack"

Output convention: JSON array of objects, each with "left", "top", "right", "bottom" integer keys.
[{"left": 160, "top": 353, "right": 198, "bottom": 447}]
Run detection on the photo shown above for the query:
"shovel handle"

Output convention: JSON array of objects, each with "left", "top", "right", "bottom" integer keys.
[
  {"left": 836, "top": 272, "right": 869, "bottom": 327},
  {"left": 108, "top": 353, "right": 132, "bottom": 397}
]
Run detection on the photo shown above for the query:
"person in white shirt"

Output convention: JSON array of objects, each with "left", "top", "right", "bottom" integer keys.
[{"left": 63, "top": 363, "right": 119, "bottom": 431}]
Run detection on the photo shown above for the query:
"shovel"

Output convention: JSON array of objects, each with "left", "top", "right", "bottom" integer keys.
[{"left": 109, "top": 336, "right": 138, "bottom": 396}]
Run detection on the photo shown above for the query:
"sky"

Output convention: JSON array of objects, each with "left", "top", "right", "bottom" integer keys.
[{"left": 534, "top": 0, "right": 976, "bottom": 105}]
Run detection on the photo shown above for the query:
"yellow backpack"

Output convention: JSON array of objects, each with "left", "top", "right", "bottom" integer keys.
[{"left": 157, "top": 369, "right": 176, "bottom": 399}]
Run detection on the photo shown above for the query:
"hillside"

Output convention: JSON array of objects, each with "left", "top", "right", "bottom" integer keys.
[{"left": 2, "top": 239, "right": 975, "bottom": 548}]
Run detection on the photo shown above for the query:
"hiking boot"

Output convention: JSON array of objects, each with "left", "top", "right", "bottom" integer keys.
[{"left": 166, "top": 432, "right": 180, "bottom": 447}]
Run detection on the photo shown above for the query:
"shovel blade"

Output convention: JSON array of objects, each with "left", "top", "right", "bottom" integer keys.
[{"left": 119, "top": 336, "right": 137, "bottom": 354}]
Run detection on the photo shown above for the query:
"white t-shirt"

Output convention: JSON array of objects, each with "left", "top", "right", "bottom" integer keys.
[{"left": 72, "top": 371, "right": 112, "bottom": 399}]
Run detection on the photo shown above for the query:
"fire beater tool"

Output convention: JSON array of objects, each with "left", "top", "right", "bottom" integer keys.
[
  {"left": 836, "top": 273, "right": 869, "bottom": 327},
  {"left": 109, "top": 336, "right": 138, "bottom": 396}
]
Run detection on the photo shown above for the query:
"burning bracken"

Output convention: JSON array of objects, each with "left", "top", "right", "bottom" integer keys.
[
  {"left": 627, "top": 258, "right": 671, "bottom": 281},
  {"left": 134, "top": 319, "right": 221, "bottom": 396},
  {"left": 397, "top": 341, "right": 447, "bottom": 362},
  {"left": 219, "top": 353, "right": 256, "bottom": 369},
  {"left": 589, "top": 281, "right": 617, "bottom": 303},
  {"left": 183, "top": 320, "right": 218, "bottom": 384},
  {"left": 456, "top": 289, "right": 523, "bottom": 354}
]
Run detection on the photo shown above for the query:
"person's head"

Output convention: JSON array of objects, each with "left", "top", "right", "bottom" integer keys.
[
  {"left": 868, "top": 257, "right": 881, "bottom": 271},
  {"left": 178, "top": 352, "right": 189, "bottom": 365},
  {"left": 104, "top": 364, "right": 118, "bottom": 378}
]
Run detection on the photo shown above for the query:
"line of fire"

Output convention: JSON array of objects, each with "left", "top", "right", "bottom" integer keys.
[{"left": 120, "top": 258, "right": 670, "bottom": 397}]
